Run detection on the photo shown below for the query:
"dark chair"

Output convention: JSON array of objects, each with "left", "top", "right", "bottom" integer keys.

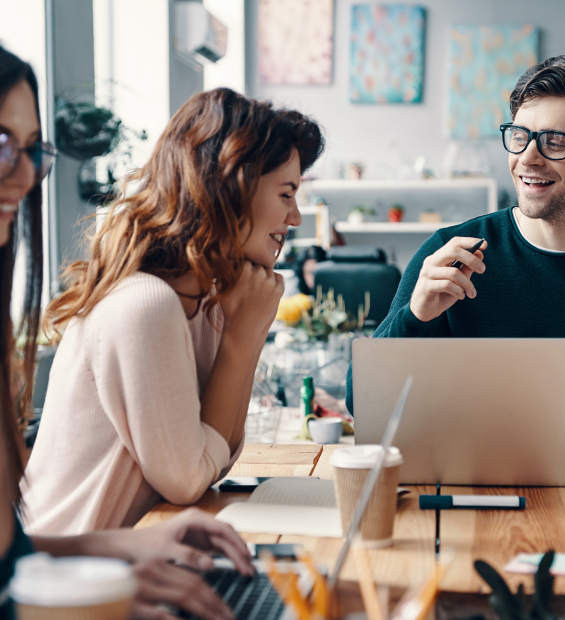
[{"left": 314, "top": 246, "right": 401, "bottom": 327}]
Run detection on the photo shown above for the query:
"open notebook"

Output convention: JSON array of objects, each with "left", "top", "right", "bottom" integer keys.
[{"left": 216, "top": 477, "right": 343, "bottom": 538}]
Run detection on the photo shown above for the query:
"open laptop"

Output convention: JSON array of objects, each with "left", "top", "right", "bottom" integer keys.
[
  {"left": 352, "top": 338, "right": 565, "bottom": 486},
  {"left": 179, "top": 377, "right": 412, "bottom": 619}
]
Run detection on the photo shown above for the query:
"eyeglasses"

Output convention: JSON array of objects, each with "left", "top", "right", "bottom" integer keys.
[
  {"left": 0, "top": 131, "right": 57, "bottom": 184},
  {"left": 500, "top": 123, "right": 565, "bottom": 161}
]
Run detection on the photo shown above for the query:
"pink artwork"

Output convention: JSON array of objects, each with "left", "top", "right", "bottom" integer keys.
[{"left": 258, "top": 0, "right": 334, "bottom": 86}]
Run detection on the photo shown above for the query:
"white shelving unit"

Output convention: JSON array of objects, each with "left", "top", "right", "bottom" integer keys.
[
  {"left": 303, "top": 177, "right": 497, "bottom": 234},
  {"left": 301, "top": 177, "right": 498, "bottom": 272},
  {"left": 335, "top": 221, "right": 463, "bottom": 233}
]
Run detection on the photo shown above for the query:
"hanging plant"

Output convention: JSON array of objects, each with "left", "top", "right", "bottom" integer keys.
[
  {"left": 54, "top": 96, "right": 147, "bottom": 206},
  {"left": 55, "top": 98, "right": 121, "bottom": 160}
]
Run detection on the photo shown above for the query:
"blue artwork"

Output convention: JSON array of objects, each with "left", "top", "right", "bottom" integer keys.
[
  {"left": 350, "top": 4, "right": 426, "bottom": 104},
  {"left": 448, "top": 25, "right": 539, "bottom": 139}
]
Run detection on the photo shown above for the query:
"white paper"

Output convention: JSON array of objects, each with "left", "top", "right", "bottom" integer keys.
[
  {"left": 248, "top": 477, "right": 337, "bottom": 507},
  {"left": 216, "top": 503, "right": 343, "bottom": 538},
  {"left": 505, "top": 553, "right": 565, "bottom": 576}
]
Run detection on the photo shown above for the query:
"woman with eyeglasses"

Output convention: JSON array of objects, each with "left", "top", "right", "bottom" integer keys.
[{"left": 0, "top": 45, "right": 256, "bottom": 620}]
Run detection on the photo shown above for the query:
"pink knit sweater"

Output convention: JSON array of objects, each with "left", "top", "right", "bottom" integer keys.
[{"left": 22, "top": 272, "right": 242, "bottom": 535}]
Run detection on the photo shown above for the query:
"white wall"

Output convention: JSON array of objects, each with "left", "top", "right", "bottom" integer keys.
[{"left": 247, "top": 0, "right": 565, "bottom": 193}]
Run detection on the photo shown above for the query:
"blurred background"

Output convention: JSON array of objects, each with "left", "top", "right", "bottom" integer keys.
[{"left": 1, "top": 0, "right": 563, "bottom": 300}]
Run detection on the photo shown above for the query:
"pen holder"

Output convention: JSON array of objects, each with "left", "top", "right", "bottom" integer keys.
[{"left": 330, "top": 445, "right": 403, "bottom": 548}]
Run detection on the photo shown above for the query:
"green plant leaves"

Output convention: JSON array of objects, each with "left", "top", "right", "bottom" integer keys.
[{"left": 474, "top": 551, "right": 555, "bottom": 620}]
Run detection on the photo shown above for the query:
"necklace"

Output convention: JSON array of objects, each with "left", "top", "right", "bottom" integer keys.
[{"left": 173, "top": 290, "right": 202, "bottom": 319}]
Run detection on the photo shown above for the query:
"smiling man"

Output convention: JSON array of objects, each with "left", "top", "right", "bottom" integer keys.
[
  {"left": 362, "top": 56, "right": 565, "bottom": 344},
  {"left": 345, "top": 57, "right": 565, "bottom": 413}
]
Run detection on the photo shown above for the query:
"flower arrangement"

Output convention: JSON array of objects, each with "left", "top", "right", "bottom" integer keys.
[{"left": 276, "top": 287, "right": 371, "bottom": 340}]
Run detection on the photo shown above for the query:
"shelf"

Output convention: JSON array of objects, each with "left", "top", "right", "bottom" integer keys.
[
  {"left": 335, "top": 221, "right": 463, "bottom": 233},
  {"left": 303, "top": 178, "right": 497, "bottom": 191}
]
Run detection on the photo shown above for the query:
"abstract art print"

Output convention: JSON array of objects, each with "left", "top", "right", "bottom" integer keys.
[
  {"left": 258, "top": 0, "right": 334, "bottom": 86},
  {"left": 448, "top": 25, "right": 539, "bottom": 139},
  {"left": 350, "top": 4, "right": 426, "bottom": 104}
]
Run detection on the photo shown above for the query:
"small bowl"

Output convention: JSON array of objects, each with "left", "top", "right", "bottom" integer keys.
[{"left": 308, "top": 417, "right": 343, "bottom": 444}]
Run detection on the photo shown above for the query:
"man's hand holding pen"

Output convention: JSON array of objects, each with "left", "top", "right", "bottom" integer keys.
[{"left": 410, "top": 237, "right": 487, "bottom": 323}]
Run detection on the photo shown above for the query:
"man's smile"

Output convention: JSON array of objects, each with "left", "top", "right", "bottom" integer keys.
[{"left": 516, "top": 172, "right": 559, "bottom": 195}]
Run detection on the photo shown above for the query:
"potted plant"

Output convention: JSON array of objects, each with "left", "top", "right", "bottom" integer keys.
[
  {"left": 347, "top": 205, "right": 376, "bottom": 224},
  {"left": 387, "top": 204, "right": 405, "bottom": 222}
]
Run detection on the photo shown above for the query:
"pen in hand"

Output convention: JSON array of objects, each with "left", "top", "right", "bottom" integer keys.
[{"left": 451, "top": 238, "right": 486, "bottom": 270}]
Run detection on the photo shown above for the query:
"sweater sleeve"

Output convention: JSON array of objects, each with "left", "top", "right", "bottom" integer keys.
[
  {"left": 92, "top": 282, "right": 232, "bottom": 505},
  {"left": 374, "top": 232, "right": 448, "bottom": 338},
  {"left": 345, "top": 232, "right": 449, "bottom": 415}
]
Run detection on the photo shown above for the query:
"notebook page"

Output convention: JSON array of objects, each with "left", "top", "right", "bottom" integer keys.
[
  {"left": 216, "top": 503, "right": 342, "bottom": 538},
  {"left": 247, "top": 477, "right": 336, "bottom": 508}
]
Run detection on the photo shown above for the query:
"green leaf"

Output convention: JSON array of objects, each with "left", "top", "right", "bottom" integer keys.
[
  {"left": 474, "top": 560, "right": 528, "bottom": 620},
  {"left": 531, "top": 551, "right": 555, "bottom": 620}
]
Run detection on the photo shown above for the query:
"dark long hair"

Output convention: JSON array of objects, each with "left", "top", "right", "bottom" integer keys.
[
  {"left": 0, "top": 46, "right": 44, "bottom": 504},
  {"left": 45, "top": 88, "right": 324, "bottom": 332},
  {"left": 511, "top": 55, "right": 565, "bottom": 119}
]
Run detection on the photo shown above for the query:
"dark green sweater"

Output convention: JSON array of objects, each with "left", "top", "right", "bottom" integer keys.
[{"left": 346, "top": 207, "right": 565, "bottom": 413}]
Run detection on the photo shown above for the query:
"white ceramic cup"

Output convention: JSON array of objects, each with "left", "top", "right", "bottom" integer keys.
[
  {"left": 9, "top": 553, "right": 137, "bottom": 620},
  {"left": 308, "top": 417, "right": 343, "bottom": 444},
  {"left": 330, "top": 445, "right": 403, "bottom": 547}
]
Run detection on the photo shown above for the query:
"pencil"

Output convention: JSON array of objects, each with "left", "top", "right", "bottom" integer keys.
[{"left": 451, "top": 238, "right": 485, "bottom": 270}]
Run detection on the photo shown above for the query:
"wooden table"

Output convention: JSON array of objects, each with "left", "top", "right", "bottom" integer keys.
[{"left": 137, "top": 444, "right": 565, "bottom": 613}]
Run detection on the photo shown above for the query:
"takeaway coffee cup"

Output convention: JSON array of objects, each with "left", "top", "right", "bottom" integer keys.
[
  {"left": 9, "top": 553, "right": 137, "bottom": 620},
  {"left": 330, "top": 445, "right": 403, "bottom": 548}
]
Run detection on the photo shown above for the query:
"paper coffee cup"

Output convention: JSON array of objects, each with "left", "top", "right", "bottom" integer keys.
[
  {"left": 9, "top": 553, "right": 137, "bottom": 620},
  {"left": 330, "top": 445, "right": 403, "bottom": 548}
]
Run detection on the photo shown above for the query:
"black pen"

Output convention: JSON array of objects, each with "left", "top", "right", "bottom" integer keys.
[{"left": 451, "top": 238, "right": 485, "bottom": 270}]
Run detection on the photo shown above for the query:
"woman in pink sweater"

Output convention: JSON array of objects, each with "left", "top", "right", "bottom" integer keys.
[
  {"left": 0, "top": 45, "right": 258, "bottom": 620},
  {"left": 23, "top": 88, "right": 324, "bottom": 534}
]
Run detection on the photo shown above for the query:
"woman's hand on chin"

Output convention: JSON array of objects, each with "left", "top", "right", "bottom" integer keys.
[{"left": 220, "top": 260, "right": 284, "bottom": 339}]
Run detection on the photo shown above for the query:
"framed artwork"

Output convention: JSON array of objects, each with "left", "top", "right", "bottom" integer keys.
[
  {"left": 350, "top": 4, "right": 426, "bottom": 104},
  {"left": 448, "top": 25, "right": 539, "bottom": 139},
  {"left": 258, "top": 0, "right": 334, "bottom": 86}
]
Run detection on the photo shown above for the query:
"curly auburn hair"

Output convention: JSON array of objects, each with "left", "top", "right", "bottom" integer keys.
[
  {"left": 45, "top": 88, "right": 324, "bottom": 335},
  {"left": 510, "top": 55, "right": 565, "bottom": 119}
]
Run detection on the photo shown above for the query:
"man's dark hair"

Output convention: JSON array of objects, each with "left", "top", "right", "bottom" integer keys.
[{"left": 510, "top": 55, "right": 565, "bottom": 119}]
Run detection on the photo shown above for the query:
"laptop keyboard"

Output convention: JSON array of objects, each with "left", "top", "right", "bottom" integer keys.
[{"left": 179, "top": 569, "right": 286, "bottom": 620}]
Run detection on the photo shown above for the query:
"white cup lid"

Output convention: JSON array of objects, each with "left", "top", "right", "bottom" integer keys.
[
  {"left": 9, "top": 554, "right": 137, "bottom": 607},
  {"left": 329, "top": 445, "right": 403, "bottom": 469}
]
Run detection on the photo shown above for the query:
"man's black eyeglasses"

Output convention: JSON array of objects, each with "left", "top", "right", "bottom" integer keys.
[
  {"left": 0, "top": 131, "right": 57, "bottom": 183},
  {"left": 500, "top": 123, "right": 565, "bottom": 161}
]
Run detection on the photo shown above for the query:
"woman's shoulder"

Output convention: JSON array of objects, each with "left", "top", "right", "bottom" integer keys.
[{"left": 91, "top": 271, "right": 185, "bottom": 327}]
